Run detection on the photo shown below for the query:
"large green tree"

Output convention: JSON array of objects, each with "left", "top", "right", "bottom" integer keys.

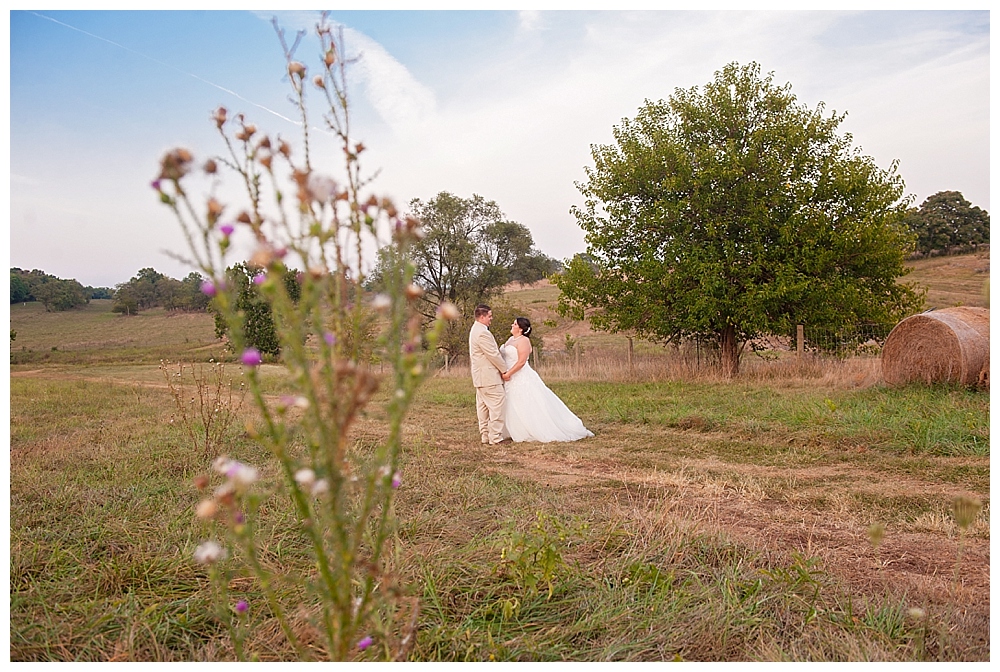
[
  {"left": 902, "top": 190, "right": 989, "bottom": 255},
  {"left": 214, "top": 262, "right": 301, "bottom": 358},
  {"left": 555, "top": 62, "right": 924, "bottom": 376},
  {"left": 374, "top": 191, "right": 556, "bottom": 357}
]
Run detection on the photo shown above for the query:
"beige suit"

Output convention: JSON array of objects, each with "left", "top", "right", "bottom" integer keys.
[{"left": 469, "top": 320, "right": 508, "bottom": 444}]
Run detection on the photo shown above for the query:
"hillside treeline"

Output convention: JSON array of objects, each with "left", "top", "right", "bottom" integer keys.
[
  {"left": 10, "top": 267, "right": 210, "bottom": 314},
  {"left": 10, "top": 268, "right": 108, "bottom": 311},
  {"left": 110, "top": 268, "right": 210, "bottom": 315}
]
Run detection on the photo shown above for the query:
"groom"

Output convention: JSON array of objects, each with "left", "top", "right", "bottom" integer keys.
[{"left": 469, "top": 304, "right": 509, "bottom": 445}]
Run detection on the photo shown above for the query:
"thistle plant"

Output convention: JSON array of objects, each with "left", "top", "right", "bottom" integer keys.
[
  {"left": 159, "top": 358, "right": 247, "bottom": 459},
  {"left": 153, "top": 17, "right": 457, "bottom": 661}
]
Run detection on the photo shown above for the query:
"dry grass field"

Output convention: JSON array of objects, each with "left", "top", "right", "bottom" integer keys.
[{"left": 8, "top": 252, "right": 990, "bottom": 661}]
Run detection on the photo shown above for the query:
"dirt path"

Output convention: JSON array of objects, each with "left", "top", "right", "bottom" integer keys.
[{"left": 485, "top": 444, "right": 989, "bottom": 655}]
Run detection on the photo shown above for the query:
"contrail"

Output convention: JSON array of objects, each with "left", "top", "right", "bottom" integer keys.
[{"left": 28, "top": 11, "right": 301, "bottom": 126}]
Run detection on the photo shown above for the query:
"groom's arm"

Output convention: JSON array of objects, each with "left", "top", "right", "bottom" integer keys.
[{"left": 476, "top": 329, "right": 508, "bottom": 374}]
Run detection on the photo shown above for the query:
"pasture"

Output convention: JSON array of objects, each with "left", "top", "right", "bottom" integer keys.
[{"left": 8, "top": 256, "right": 990, "bottom": 661}]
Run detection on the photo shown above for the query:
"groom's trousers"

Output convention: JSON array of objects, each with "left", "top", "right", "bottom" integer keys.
[{"left": 476, "top": 383, "right": 506, "bottom": 445}]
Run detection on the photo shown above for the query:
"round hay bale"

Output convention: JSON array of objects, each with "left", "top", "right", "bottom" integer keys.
[
  {"left": 978, "top": 353, "right": 989, "bottom": 389},
  {"left": 881, "top": 307, "right": 989, "bottom": 387}
]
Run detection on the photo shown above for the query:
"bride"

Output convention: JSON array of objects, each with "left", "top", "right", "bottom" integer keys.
[{"left": 500, "top": 317, "right": 594, "bottom": 443}]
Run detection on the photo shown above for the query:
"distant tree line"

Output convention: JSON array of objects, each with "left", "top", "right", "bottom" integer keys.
[
  {"left": 9, "top": 268, "right": 104, "bottom": 311},
  {"left": 111, "top": 267, "right": 211, "bottom": 315},
  {"left": 10, "top": 266, "right": 211, "bottom": 314},
  {"left": 902, "top": 191, "right": 989, "bottom": 256}
]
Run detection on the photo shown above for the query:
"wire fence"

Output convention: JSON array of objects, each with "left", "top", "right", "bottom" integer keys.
[{"left": 433, "top": 323, "right": 897, "bottom": 383}]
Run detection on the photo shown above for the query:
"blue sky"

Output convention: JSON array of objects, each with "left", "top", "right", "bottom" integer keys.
[{"left": 7, "top": 8, "right": 991, "bottom": 288}]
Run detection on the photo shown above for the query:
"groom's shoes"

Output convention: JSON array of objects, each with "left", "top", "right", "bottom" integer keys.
[{"left": 493, "top": 437, "right": 513, "bottom": 445}]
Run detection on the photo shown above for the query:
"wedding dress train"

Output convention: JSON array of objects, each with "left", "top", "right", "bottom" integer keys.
[{"left": 501, "top": 342, "right": 593, "bottom": 443}]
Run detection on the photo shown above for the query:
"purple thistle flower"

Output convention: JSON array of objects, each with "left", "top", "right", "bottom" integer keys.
[
  {"left": 392, "top": 472, "right": 401, "bottom": 489},
  {"left": 150, "top": 179, "right": 162, "bottom": 191},
  {"left": 357, "top": 636, "right": 373, "bottom": 651},
  {"left": 233, "top": 510, "right": 245, "bottom": 524},
  {"left": 252, "top": 273, "right": 266, "bottom": 285},
  {"left": 219, "top": 223, "right": 235, "bottom": 237},
  {"left": 241, "top": 348, "right": 262, "bottom": 367},
  {"left": 235, "top": 600, "right": 248, "bottom": 614},
  {"left": 201, "top": 280, "right": 217, "bottom": 297},
  {"left": 324, "top": 332, "right": 336, "bottom": 346}
]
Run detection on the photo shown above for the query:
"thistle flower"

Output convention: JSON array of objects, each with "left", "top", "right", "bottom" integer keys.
[
  {"left": 150, "top": 179, "right": 162, "bottom": 191},
  {"left": 201, "top": 280, "right": 217, "bottom": 297},
  {"left": 404, "top": 284, "right": 424, "bottom": 300},
  {"left": 213, "top": 106, "right": 228, "bottom": 128},
  {"left": 288, "top": 61, "right": 306, "bottom": 78},
  {"left": 219, "top": 223, "right": 235, "bottom": 237},
  {"left": 195, "top": 499, "right": 218, "bottom": 519},
  {"left": 193, "top": 540, "right": 226, "bottom": 564},
  {"left": 392, "top": 472, "right": 401, "bottom": 489},
  {"left": 357, "top": 636, "right": 373, "bottom": 651},
  {"left": 235, "top": 600, "right": 249, "bottom": 615},
  {"left": 306, "top": 173, "right": 337, "bottom": 202},
  {"left": 158, "top": 148, "right": 194, "bottom": 180},
  {"left": 252, "top": 273, "right": 266, "bottom": 285},
  {"left": 226, "top": 460, "right": 259, "bottom": 487},
  {"left": 323, "top": 332, "right": 337, "bottom": 346},
  {"left": 206, "top": 198, "right": 224, "bottom": 220},
  {"left": 241, "top": 348, "right": 262, "bottom": 367},
  {"left": 204, "top": 159, "right": 218, "bottom": 174},
  {"left": 294, "top": 468, "right": 316, "bottom": 487},
  {"left": 372, "top": 294, "right": 392, "bottom": 313},
  {"left": 313, "top": 74, "right": 325, "bottom": 89},
  {"left": 213, "top": 455, "right": 233, "bottom": 474},
  {"left": 437, "top": 302, "right": 460, "bottom": 321}
]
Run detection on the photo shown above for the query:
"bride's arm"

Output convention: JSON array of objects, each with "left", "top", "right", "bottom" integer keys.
[{"left": 503, "top": 339, "right": 532, "bottom": 379}]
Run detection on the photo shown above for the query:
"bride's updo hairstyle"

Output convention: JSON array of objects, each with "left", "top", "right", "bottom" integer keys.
[{"left": 515, "top": 317, "right": 532, "bottom": 337}]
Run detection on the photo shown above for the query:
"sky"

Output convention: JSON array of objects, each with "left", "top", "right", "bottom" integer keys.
[{"left": 6, "top": 7, "right": 992, "bottom": 288}]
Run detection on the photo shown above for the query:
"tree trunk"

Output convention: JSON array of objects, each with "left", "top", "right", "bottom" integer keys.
[{"left": 720, "top": 324, "right": 739, "bottom": 377}]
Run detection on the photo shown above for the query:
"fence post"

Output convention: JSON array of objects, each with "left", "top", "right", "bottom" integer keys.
[
  {"left": 797, "top": 324, "right": 804, "bottom": 358},
  {"left": 627, "top": 336, "right": 634, "bottom": 376}
]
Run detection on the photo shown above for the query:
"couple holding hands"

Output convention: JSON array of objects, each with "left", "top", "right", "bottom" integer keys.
[{"left": 468, "top": 304, "right": 593, "bottom": 445}]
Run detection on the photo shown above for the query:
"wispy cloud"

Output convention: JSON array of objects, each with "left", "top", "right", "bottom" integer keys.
[
  {"left": 260, "top": 10, "right": 436, "bottom": 134},
  {"left": 518, "top": 10, "right": 543, "bottom": 32}
]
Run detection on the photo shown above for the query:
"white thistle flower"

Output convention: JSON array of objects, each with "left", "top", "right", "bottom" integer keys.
[
  {"left": 194, "top": 540, "right": 226, "bottom": 564},
  {"left": 294, "top": 468, "right": 316, "bottom": 487}
]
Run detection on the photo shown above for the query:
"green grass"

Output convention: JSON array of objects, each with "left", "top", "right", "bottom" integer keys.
[
  {"left": 10, "top": 300, "right": 222, "bottom": 365},
  {"left": 9, "top": 371, "right": 989, "bottom": 661}
]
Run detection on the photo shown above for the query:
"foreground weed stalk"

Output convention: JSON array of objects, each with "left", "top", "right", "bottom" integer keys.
[
  {"left": 160, "top": 358, "right": 247, "bottom": 459},
  {"left": 950, "top": 495, "right": 981, "bottom": 596},
  {"left": 155, "top": 16, "right": 457, "bottom": 661}
]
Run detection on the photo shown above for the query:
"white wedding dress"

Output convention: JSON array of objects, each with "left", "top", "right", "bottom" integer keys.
[{"left": 501, "top": 339, "right": 594, "bottom": 443}]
